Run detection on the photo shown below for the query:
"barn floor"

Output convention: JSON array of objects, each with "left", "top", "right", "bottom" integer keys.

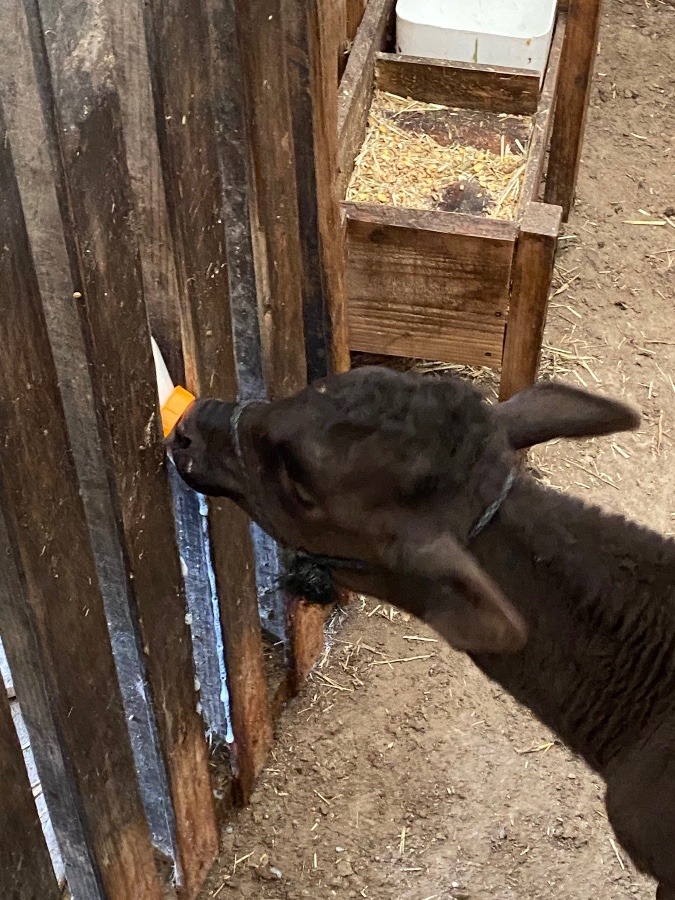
[{"left": 199, "top": 2, "right": 675, "bottom": 898}]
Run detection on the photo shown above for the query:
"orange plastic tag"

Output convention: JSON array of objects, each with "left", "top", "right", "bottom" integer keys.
[{"left": 161, "top": 385, "right": 195, "bottom": 438}]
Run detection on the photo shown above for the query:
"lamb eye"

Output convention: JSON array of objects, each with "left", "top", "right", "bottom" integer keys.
[{"left": 290, "top": 478, "right": 316, "bottom": 509}]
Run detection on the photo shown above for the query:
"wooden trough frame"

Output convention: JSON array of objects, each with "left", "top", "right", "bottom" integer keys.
[{"left": 338, "top": 0, "right": 602, "bottom": 399}]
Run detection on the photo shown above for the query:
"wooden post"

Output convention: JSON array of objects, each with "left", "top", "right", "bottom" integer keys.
[
  {"left": 337, "top": 0, "right": 396, "bottom": 197},
  {"left": 229, "top": 0, "right": 351, "bottom": 687},
  {"left": 346, "top": 0, "right": 368, "bottom": 44},
  {"left": 544, "top": 0, "right": 603, "bottom": 220},
  {"left": 284, "top": 0, "right": 351, "bottom": 377},
  {"left": 0, "top": 521, "right": 101, "bottom": 898},
  {"left": 0, "top": 103, "right": 163, "bottom": 900},
  {"left": 499, "top": 203, "right": 563, "bottom": 401},
  {"left": 0, "top": 0, "right": 181, "bottom": 862},
  {"left": 147, "top": 0, "right": 274, "bottom": 803},
  {"left": 32, "top": 2, "right": 218, "bottom": 893},
  {"left": 0, "top": 687, "right": 60, "bottom": 900}
]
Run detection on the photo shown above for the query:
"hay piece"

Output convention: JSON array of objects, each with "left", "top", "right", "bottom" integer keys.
[{"left": 347, "top": 91, "right": 531, "bottom": 220}]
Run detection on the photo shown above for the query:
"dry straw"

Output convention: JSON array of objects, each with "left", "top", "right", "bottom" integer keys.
[{"left": 347, "top": 91, "right": 531, "bottom": 220}]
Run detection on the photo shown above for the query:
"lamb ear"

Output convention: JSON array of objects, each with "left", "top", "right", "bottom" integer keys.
[
  {"left": 377, "top": 532, "right": 527, "bottom": 654},
  {"left": 493, "top": 381, "right": 641, "bottom": 450}
]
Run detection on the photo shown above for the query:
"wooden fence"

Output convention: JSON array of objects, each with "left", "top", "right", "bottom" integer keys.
[{"left": 0, "top": 0, "right": 360, "bottom": 897}]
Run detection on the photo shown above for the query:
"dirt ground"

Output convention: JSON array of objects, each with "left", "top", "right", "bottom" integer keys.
[{"left": 199, "top": 2, "right": 675, "bottom": 898}]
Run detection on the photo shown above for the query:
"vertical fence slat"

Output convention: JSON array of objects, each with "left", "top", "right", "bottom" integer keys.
[
  {"left": 145, "top": 0, "right": 274, "bottom": 804},
  {"left": 33, "top": 2, "right": 219, "bottom": 893},
  {"left": 0, "top": 517, "right": 101, "bottom": 899},
  {"left": 283, "top": 0, "right": 352, "bottom": 684},
  {"left": 544, "top": 0, "right": 602, "bottom": 220},
  {"left": 283, "top": 0, "right": 350, "bottom": 378},
  {"left": 0, "top": 687, "right": 60, "bottom": 900},
  {"left": 345, "top": 0, "right": 368, "bottom": 44},
  {"left": 234, "top": 0, "right": 309, "bottom": 399},
  {"left": 0, "top": 100, "right": 162, "bottom": 900},
  {"left": 229, "top": 0, "right": 351, "bottom": 687},
  {"left": 106, "top": 0, "right": 186, "bottom": 384},
  {"left": 0, "top": 0, "right": 179, "bottom": 860}
]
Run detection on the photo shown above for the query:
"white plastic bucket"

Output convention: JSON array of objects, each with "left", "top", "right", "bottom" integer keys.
[{"left": 396, "top": 0, "right": 557, "bottom": 79}]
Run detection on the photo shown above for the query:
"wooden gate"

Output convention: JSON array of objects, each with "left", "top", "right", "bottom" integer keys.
[{"left": 0, "top": 0, "right": 355, "bottom": 897}]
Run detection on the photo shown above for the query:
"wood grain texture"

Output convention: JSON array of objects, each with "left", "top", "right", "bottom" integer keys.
[
  {"left": 234, "top": 0, "right": 307, "bottom": 399},
  {"left": 287, "top": 599, "right": 330, "bottom": 692},
  {"left": 149, "top": 0, "right": 274, "bottom": 809},
  {"left": 0, "top": 689, "right": 60, "bottom": 900},
  {"left": 337, "top": 0, "right": 395, "bottom": 196},
  {"left": 144, "top": 0, "right": 238, "bottom": 400},
  {"left": 344, "top": 203, "right": 515, "bottom": 365},
  {"left": 281, "top": 0, "right": 349, "bottom": 681},
  {"left": 500, "top": 202, "right": 562, "bottom": 401},
  {"left": 333, "top": 0, "right": 348, "bottom": 80},
  {"left": 35, "top": 2, "right": 218, "bottom": 893},
  {"left": 234, "top": 0, "right": 353, "bottom": 686},
  {"left": 0, "top": 99, "right": 162, "bottom": 900},
  {"left": 0, "top": 0, "right": 180, "bottom": 861},
  {"left": 517, "top": 16, "right": 566, "bottom": 214},
  {"left": 544, "top": 0, "right": 603, "bottom": 220},
  {"left": 107, "top": 0, "right": 185, "bottom": 383},
  {"left": 284, "top": 0, "right": 350, "bottom": 378},
  {"left": 0, "top": 517, "right": 101, "bottom": 899},
  {"left": 375, "top": 54, "right": 540, "bottom": 115},
  {"left": 345, "top": 0, "right": 368, "bottom": 43}
]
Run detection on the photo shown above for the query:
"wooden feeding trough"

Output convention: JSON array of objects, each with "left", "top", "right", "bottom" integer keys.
[{"left": 338, "top": 0, "right": 601, "bottom": 399}]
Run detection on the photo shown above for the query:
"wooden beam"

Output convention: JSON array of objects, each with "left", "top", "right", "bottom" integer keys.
[
  {"left": 34, "top": 2, "right": 219, "bottom": 893},
  {"left": 375, "top": 54, "right": 540, "bottom": 115},
  {"left": 147, "top": 0, "right": 274, "bottom": 806},
  {"left": 0, "top": 0, "right": 181, "bottom": 862},
  {"left": 499, "top": 203, "right": 562, "bottom": 401},
  {"left": 517, "top": 16, "right": 566, "bottom": 214},
  {"left": 284, "top": 0, "right": 351, "bottom": 377},
  {"left": 337, "top": 0, "right": 395, "bottom": 196},
  {"left": 0, "top": 100, "right": 163, "bottom": 900},
  {"left": 108, "top": 0, "right": 185, "bottom": 384},
  {"left": 0, "top": 518, "right": 101, "bottom": 899},
  {"left": 0, "top": 688, "right": 60, "bottom": 900},
  {"left": 230, "top": 0, "right": 351, "bottom": 687},
  {"left": 233, "top": 0, "right": 308, "bottom": 399},
  {"left": 345, "top": 0, "right": 368, "bottom": 44},
  {"left": 344, "top": 203, "right": 515, "bottom": 366},
  {"left": 544, "top": 0, "right": 603, "bottom": 220}
]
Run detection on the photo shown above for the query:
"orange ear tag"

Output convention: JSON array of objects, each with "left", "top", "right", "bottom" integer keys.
[{"left": 161, "top": 385, "right": 195, "bottom": 438}]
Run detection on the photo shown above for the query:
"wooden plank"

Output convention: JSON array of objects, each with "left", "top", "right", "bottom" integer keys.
[
  {"left": 375, "top": 54, "right": 541, "bottom": 115},
  {"left": 231, "top": 0, "right": 336, "bottom": 689},
  {"left": 333, "top": 0, "right": 348, "bottom": 81},
  {"left": 344, "top": 203, "right": 515, "bottom": 365},
  {"left": 337, "top": 0, "right": 395, "bottom": 197},
  {"left": 107, "top": 0, "right": 185, "bottom": 383},
  {"left": 0, "top": 101, "right": 162, "bottom": 900},
  {"left": 0, "top": 522, "right": 100, "bottom": 898},
  {"left": 233, "top": 0, "right": 308, "bottom": 399},
  {"left": 0, "top": 688, "right": 60, "bottom": 900},
  {"left": 6, "top": 692, "right": 67, "bottom": 890},
  {"left": 499, "top": 203, "right": 562, "bottom": 401},
  {"left": 517, "top": 16, "right": 566, "bottom": 214},
  {"left": 287, "top": 598, "right": 331, "bottom": 691},
  {"left": 284, "top": 0, "right": 350, "bottom": 377},
  {"left": 158, "top": 0, "right": 275, "bottom": 800},
  {"left": 34, "top": 3, "right": 218, "bottom": 894},
  {"left": 282, "top": 0, "right": 352, "bottom": 681},
  {"left": 346, "top": 0, "right": 368, "bottom": 44},
  {"left": 544, "top": 0, "right": 603, "bottom": 220},
  {"left": 0, "top": 0, "right": 179, "bottom": 861}
]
